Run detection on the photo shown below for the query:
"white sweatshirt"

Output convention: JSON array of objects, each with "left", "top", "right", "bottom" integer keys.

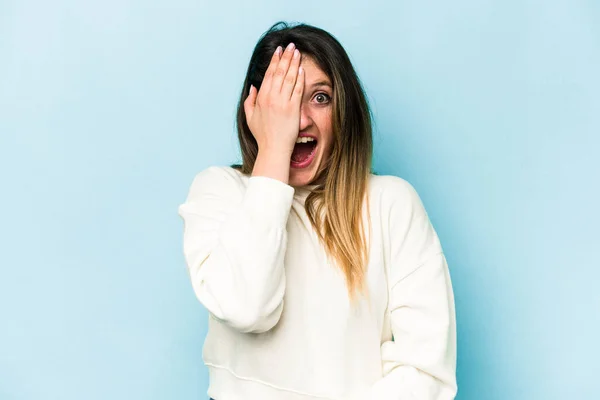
[{"left": 178, "top": 166, "right": 457, "bottom": 400}]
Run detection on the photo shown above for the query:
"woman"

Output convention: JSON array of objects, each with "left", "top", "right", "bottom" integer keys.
[{"left": 178, "top": 21, "right": 457, "bottom": 400}]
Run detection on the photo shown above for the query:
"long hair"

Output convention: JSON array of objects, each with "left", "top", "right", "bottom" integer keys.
[{"left": 232, "top": 21, "right": 373, "bottom": 298}]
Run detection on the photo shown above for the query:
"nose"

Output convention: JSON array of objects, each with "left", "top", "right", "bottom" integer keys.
[{"left": 299, "top": 104, "right": 312, "bottom": 132}]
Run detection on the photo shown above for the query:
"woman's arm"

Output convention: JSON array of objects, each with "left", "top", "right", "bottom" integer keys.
[
  {"left": 178, "top": 166, "right": 294, "bottom": 334},
  {"left": 368, "top": 177, "right": 457, "bottom": 399},
  {"left": 178, "top": 44, "right": 305, "bottom": 334}
]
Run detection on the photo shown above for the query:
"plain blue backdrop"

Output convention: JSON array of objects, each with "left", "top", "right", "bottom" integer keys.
[{"left": 1, "top": 1, "right": 598, "bottom": 399}]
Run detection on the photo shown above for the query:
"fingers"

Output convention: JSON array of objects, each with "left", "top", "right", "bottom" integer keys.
[
  {"left": 257, "top": 46, "right": 282, "bottom": 101},
  {"left": 254, "top": 43, "right": 302, "bottom": 105},
  {"left": 291, "top": 66, "right": 305, "bottom": 107},
  {"left": 282, "top": 48, "right": 301, "bottom": 100},
  {"left": 243, "top": 84, "right": 257, "bottom": 119},
  {"left": 271, "top": 42, "right": 296, "bottom": 93}
]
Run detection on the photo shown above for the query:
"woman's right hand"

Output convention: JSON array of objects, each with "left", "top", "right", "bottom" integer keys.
[{"left": 244, "top": 42, "right": 305, "bottom": 155}]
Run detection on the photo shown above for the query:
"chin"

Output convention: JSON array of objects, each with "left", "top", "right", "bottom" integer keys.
[
  {"left": 289, "top": 167, "right": 317, "bottom": 188},
  {"left": 289, "top": 138, "right": 331, "bottom": 187},
  {"left": 289, "top": 152, "right": 323, "bottom": 187}
]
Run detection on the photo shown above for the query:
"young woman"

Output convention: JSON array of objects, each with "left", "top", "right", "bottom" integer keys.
[{"left": 178, "top": 22, "right": 457, "bottom": 400}]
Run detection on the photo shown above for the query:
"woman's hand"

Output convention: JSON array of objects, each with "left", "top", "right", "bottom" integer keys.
[{"left": 244, "top": 42, "right": 305, "bottom": 155}]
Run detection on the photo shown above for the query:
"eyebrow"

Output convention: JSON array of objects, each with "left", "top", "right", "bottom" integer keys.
[{"left": 309, "top": 80, "right": 332, "bottom": 89}]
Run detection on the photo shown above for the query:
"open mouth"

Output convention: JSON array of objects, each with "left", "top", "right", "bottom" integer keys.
[{"left": 291, "top": 137, "right": 318, "bottom": 167}]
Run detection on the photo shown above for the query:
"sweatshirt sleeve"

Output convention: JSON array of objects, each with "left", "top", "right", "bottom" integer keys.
[
  {"left": 177, "top": 166, "right": 295, "bottom": 334},
  {"left": 368, "top": 177, "right": 457, "bottom": 400}
]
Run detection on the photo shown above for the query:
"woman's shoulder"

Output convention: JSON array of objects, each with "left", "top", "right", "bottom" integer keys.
[
  {"left": 369, "top": 173, "right": 420, "bottom": 201},
  {"left": 192, "top": 165, "right": 246, "bottom": 183},
  {"left": 183, "top": 165, "right": 248, "bottom": 200},
  {"left": 368, "top": 173, "right": 427, "bottom": 217}
]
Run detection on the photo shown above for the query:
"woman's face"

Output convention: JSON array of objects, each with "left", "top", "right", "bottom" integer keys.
[{"left": 288, "top": 56, "right": 334, "bottom": 188}]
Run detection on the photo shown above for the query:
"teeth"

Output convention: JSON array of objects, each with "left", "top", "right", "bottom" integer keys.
[{"left": 295, "top": 137, "right": 315, "bottom": 144}]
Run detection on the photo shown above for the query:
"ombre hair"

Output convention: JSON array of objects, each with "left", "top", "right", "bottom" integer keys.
[{"left": 232, "top": 21, "right": 374, "bottom": 298}]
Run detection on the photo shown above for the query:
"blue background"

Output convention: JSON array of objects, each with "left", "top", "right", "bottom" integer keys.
[{"left": 1, "top": 1, "right": 598, "bottom": 399}]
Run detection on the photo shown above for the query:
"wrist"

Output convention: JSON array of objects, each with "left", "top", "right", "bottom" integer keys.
[
  {"left": 252, "top": 148, "right": 292, "bottom": 184},
  {"left": 259, "top": 142, "right": 294, "bottom": 156}
]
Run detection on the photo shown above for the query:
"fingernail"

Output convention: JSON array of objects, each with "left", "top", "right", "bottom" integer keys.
[
  {"left": 299, "top": 66, "right": 303, "bottom": 74},
  {"left": 286, "top": 42, "right": 295, "bottom": 51},
  {"left": 293, "top": 49, "right": 299, "bottom": 59},
  {"left": 275, "top": 46, "right": 282, "bottom": 55}
]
